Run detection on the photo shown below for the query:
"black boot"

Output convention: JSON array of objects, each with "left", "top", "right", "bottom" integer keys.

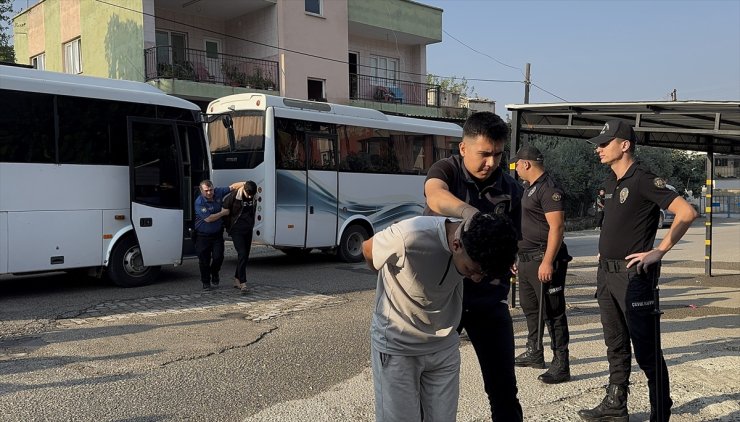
[
  {"left": 578, "top": 384, "right": 629, "bottom": 421},
  {"left": 538, "top": 350, "right": 571, "bottom": 384},
  {"left": 515, "top": 341, "right": 545, "bottom": 369}
]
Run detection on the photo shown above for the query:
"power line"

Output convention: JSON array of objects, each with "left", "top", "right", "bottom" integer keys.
[
  {"left": 442, "top": 29, "right": 523, "bottom": 74},
  {"left": 441, "top": 28, "right": 568, "bottom": 103}
]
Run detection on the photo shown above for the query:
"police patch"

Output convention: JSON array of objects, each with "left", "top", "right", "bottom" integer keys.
[
  {"left": 494, "top": 203, "right": 507, "bottom": 215},
  {"left": 201, "top": 207, "right": 207, "bottom": 213},
  {"left": 619, "top": 187, "right": 629, "bottom": 204},
  {"left": 654, "top": 177, "right": 667, "bottom": 189},
  {"left": 528, "top": 186, "right": 537, "bottom": 197},
  {"left": 552, "top": 192, "right": 562, "bottom": 202}
]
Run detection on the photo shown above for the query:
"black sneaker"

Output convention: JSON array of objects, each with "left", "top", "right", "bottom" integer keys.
[
  {"left": 211, "top": 275, "right": 220, "bottom": 287},
  {"left": 202, "top": 283, "right": 211, "bottom": 290}
]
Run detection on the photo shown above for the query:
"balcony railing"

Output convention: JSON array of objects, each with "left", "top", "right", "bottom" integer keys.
[
  {"left": 350, "top": 73, "right": 442, "bottom": 107},
  {"left": 145, "top": 46, "right": 279, "bottom": 91}
]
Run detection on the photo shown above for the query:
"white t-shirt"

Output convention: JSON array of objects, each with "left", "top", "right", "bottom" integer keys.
[{"left": 370, "top": 216, "right": 463, "bottom": 356}]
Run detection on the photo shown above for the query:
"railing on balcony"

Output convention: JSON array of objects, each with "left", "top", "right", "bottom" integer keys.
[
  {"left": 145, "top": 46, "right": 279, "bottom": 91},
  {"left": 350, "top": 73, "right": 442, "bottom": 108}
]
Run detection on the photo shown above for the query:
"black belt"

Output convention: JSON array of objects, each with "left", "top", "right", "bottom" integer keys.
[
  {"left": 599, "top": 259, "right": 627, "bottom": 273},
  {"left": 518, "top": 251, "right": 544, "bottom": 263}
]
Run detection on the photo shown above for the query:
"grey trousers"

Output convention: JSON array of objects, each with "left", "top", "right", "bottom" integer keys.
[{"left": 371, "top": 342, "right": 460, "bottom": 422}]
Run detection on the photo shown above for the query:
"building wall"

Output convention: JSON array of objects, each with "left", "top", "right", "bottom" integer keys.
[
  {"left": 348, "top": 34, "right": 423, "bottom": 84},
  {"left": 347, "top": 0, "right": 442, "bottom": 42},
  {"left": 224, "top": 6, "right": 278, "bottom": 60},
  {"left": 83, "top": 0, "right": 146, "bottom": 80},
  {"left": 12, "top": 0, "right": 146, "bottom": 81},
  {"left": 277, "top": 0, "right": 349, "bottom": 103}
]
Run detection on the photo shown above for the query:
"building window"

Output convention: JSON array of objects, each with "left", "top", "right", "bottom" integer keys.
[
  {"left": 31, "top": 53, "right": 45, "bottom": 70},
  {"left": 307, "top": 78, "right": 325, "bottom": 102},
  {"left": 370, "top": 55, "right": 398, "bottom": 84},
  {"left": 305, "top": 0, "right": 322, "bottom": 15},
  {"left": 156, "top": 30, "right": 188, "bottom": 65},
  {"left": 63, "top": 38, "right": 82, "bottom": 74}
]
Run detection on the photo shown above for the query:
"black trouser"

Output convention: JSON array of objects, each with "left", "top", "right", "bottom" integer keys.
[
  {"left": 518, "top": 251, "right": 570, "bottom": 352},
  {"left": 230, "top": 228, "right": 253, "bottom": 284},
  {"left": 596, "top": 211, "right": 604, "bottom": 228},
  {"left": 597, "top": 260, "right": 672, "bottom": 415},
  {"left": 461, "top": 301, "right": 523, "bottom": 421},
  {"left": 195, "top": 232, "right": 224, "bottom": 284}
]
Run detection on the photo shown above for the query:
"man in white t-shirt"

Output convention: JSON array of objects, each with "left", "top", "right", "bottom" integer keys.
[{"left": 362, "top": 212, "right": 519, "bottom": 422}]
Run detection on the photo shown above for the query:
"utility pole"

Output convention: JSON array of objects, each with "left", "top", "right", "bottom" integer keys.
[{"left": 524, "top": 63, "right": 531, "bottom": 104}]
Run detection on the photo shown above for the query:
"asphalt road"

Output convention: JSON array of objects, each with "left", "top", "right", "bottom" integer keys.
[{"left": 0, "top": 218, "right": 737, "bottom": 421}]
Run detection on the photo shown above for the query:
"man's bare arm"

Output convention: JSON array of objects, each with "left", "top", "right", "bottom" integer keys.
[
  {"left": 362, "top": 238, "right": 377, "bottom": 272},
  {"left": 424, "top": 178, "right": 478, "bottom": 218}
]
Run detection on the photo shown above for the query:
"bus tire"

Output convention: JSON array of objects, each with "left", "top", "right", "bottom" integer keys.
[
  {"left": 338, "top": 225, "right": 369, "bottom": 263},
  {"left": 107, "top": 235, "right": 160, "bottom": 287}
]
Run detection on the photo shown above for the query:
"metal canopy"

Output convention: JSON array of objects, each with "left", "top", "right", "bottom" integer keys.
[{"left": 506, "top": 101, "right": 740, "bottom": 154}]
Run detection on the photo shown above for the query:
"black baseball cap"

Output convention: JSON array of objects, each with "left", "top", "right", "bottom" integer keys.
[
  {"left": 587, "top": 119, "right": 638, "bottom": 145},
  {"left": 513, "top": 145, "right": 544, "bottom": 162}
]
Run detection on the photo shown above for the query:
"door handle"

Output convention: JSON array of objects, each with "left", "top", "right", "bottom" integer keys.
[
  {"left": 309, "top": 206, "right": 314, "bottom": 214},
  {"left": 140, "top": 217, "right": 153, "bottom": 227}
]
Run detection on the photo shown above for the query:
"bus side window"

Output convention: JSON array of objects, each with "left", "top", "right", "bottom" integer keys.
[{"left": 0, "top": 90, "right": 55, "bottom": 163}]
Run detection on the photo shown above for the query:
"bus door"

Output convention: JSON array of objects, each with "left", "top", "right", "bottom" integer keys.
[
  {"left": 128, "top": 118, "right": 184, "bottom": 266},
  {"left": 305, "top": 133, "right": 338, "bottom": 248},
  {"left": 178, "top": 123, "right": 210, "bottom": 257}
]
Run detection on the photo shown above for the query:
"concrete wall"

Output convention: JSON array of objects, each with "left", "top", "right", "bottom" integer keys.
[{"left": 277, "top": 0, "right": 349, "bottom": 103}]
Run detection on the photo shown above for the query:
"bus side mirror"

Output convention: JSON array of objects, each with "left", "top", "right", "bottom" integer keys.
[
  {"left": 222, "top": 115, "right": 233, "bottom": 129},
  {"left": 222, "top": 115, "right": 236, "bottom": 151}
]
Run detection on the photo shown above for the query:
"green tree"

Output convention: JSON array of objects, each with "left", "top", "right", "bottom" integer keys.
[
  {"left": 0, "top": 0, "right": 15, "bottom": 63},
  {"left": 427, "top": 74, "right": 475, "bottom": 98}
]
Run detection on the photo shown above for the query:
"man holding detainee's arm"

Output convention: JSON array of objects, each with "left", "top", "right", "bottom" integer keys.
[{"left": 362, "top": 212, "right": 518, "bottom": 422}]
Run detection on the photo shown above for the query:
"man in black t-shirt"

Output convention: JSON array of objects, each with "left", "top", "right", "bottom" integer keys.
[
  {"left": 595, "top": 188, "right": 605, "bottom": 229},
  {"left": 424, "top": 111, "right": 524, "bottom": 421},
  {"left": 578, "top": 120, "right": 698, "bottom": 422},
  {"left": 513, "top": 145, "right": 572, "bottom": 385}
]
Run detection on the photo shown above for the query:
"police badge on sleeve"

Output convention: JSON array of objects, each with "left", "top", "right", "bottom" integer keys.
[{"left": 654, "top": 177, "right": 667, "bottom": 189}]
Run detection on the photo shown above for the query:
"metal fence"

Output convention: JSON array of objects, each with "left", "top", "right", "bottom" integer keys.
[
  {"left": 144, "top": 46, "right": 279, "bottom": 91},
  {"left": 350, "top": 73, "right": 441, "bottom": 107},
  {"left": 695, "top": 194, "right": 740, "bottom": 217}
]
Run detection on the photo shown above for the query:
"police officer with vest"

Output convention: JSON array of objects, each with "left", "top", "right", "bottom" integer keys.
[
  {"left": 424, "top": 111, "right": 524, "bottom": 421},
  {"left": 578, "top": 120, "right": 698, "bottom": 422},
  {"left": 194, "top": 180, "right": 241, "bottom": 290},
  {"left": 512, "top": 145, "right": 572, "bottom": 384}
]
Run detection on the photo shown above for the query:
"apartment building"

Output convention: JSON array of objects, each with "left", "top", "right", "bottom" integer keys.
[{"left": 12, "top": 0, "right": 467, "bottom": 120}]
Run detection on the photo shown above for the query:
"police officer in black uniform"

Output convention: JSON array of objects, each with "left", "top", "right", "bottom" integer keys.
[
  {"left": 578, "top": 120, "right": 698, "bottom": 422},
  {"left": 512, "top": 145, "right": 572, "bottom": 384},
  {"left": 424, "top": 111, "right": 524, "bottom": 421}
]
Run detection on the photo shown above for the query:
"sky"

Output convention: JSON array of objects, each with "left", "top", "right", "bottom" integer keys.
[
  {"left": 8, "top": 0, "right": 740, "bottom": 117},
  {"left": 423, "top": 0, "right": 740, "bottom": 116}
]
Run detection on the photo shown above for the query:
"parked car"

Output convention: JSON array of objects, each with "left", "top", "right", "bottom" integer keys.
[{"left": 658, "top": 184, "right": 678, "bottom": 228}]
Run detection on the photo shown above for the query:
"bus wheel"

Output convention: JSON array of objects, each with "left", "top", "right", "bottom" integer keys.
[
  {"left": 107, "top": 235, "right": 160, "bottom": 287},
  {"left": 338, "top": 225, "right": 369, "bottom": 263}
]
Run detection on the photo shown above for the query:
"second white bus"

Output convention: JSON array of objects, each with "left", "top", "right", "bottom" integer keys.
[{"left": 206, "top": 94, "right": 462, "bottom": 262}]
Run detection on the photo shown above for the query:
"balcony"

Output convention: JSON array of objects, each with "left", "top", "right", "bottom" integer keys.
[
  {"left": 144, "top": 46, "right": 279, "bottom": 91},
  {"left": 350, "top": 73, "right": 440, "bottom": 107}
]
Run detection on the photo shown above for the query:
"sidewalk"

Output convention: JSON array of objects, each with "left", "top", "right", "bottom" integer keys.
[{"left": 243, "top": 261, "right": 740, "bottom": 422}]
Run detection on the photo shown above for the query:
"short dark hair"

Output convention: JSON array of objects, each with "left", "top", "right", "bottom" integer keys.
[
  {"left": 200, "top": 180, "right": 214, "bottom": 189},
  {"left": 461, "top": 212, "right": 518, "bottom": 278},
  {"left": 463, "top": 112, "right": 509, "bottom": 143},
  {"left": 245, "top": 180, "right": 257, "bottom": 195}
]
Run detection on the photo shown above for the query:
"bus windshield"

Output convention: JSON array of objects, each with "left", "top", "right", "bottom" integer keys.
[{"left": 208, "top": 111, "right": 265, "bottom": 170}]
